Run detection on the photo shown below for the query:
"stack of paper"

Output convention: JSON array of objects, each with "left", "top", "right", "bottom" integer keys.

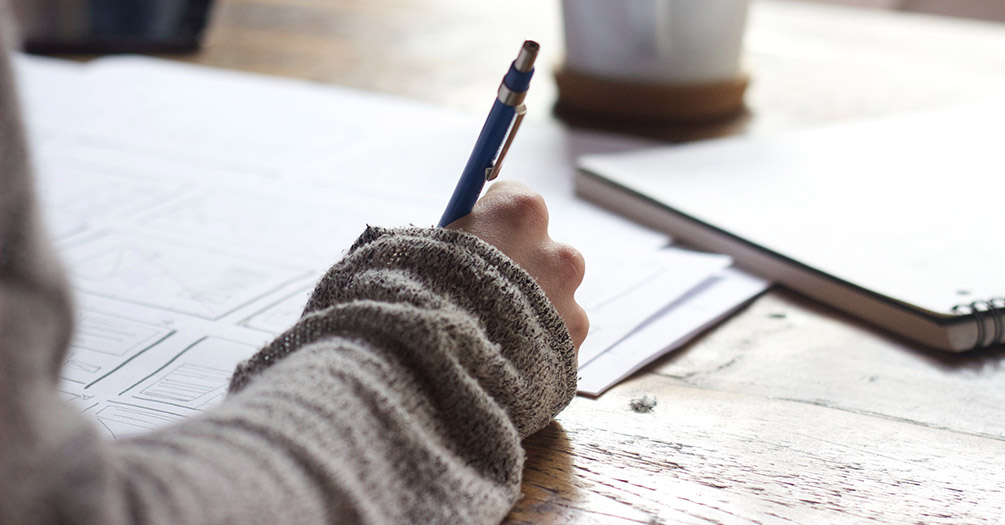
[{"left": 15, "top": 54, "right": 766, "bottom": 438}]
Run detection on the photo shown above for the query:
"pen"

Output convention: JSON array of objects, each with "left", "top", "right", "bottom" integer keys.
[{"left": 437, "top": 40, "right": 539, "bottom": 227}]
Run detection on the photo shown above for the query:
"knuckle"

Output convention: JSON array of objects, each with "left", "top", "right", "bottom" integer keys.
[
  {"left": 499, "top": 191, "right": 549, "bottom": 230},
  {"left": 552, "top": 243, "right": 586, "bottom": 284},
  {"left": 567, "top": 305, "right": 590, "bottom": 344}
]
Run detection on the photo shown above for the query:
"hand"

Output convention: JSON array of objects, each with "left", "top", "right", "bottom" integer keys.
[{"left": 445, "top": 181, "right": 589, "bottom": 352}]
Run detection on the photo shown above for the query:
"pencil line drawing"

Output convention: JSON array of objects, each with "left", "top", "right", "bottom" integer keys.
[
  {"left": 58, "top": 311, "right": 174, "bottom": 387},
  {"left": 139, "top": 364, "right": 232, "bottom": 405},
  {"left": 124, "top": 336, "right": 258, "bottom": 412},
  {"left": 63, "top": 232, "right": 308, "bottom": 320},
  {"left": 95, "top": 403, "right": 186, "bottom": 440},
  {"left": 239, "top": 287, "right": 313, "bottom": 335}
]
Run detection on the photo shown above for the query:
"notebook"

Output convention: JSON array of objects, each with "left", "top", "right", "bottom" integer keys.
[{"left": 575, "top": 100, "right": 1005, "bottom": 352}]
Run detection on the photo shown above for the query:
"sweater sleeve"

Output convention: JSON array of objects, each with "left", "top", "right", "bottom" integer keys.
[
  {"left": 103, "top": 226, "right": 577, "bottom": 524},
  {"left": 0, "top": 17, "right": 577, "bottom": 524}
]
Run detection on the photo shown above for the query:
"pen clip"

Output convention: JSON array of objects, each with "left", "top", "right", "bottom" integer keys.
[{"left": 485, "top": 104, "right": 527, "bottom": 181}]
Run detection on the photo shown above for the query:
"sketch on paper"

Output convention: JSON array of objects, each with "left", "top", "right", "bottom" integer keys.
[
  {"left": 93, "top": 403, "right": 186, "bottom": 439},
  {"left": 60, "top": 311, "right": 174, "bottom": 386},
  {"left": 62, "top": 232, "right": 308, "bottom": 320},
  {"left": 123, "top": 337, "right": 258, "bottom": 412},
  {"left": 33, "top": 156, "right": 187, "bottom": 239},
  {"left": 240, "top": 287, "right": 314, "bottom": 336}
]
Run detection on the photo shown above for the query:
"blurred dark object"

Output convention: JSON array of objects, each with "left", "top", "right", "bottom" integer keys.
[{"left": 13, "top": 0, "right": 214, "bottom": 54}]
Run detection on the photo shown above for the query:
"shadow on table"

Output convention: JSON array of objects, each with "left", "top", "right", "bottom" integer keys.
[{"left": 506, "top": 421, "right": 580, "bottom": 524}]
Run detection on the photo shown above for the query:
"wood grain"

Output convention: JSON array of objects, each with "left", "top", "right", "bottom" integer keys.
[
  {"left": 171, "top": 1, "right": 1005, "bottom": 522},
  {"left": 515, "top": 377, "right": 1005, "bottom": 524}
]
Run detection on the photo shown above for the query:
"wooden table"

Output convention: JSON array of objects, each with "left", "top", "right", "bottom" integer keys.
[{"left": 176, "top": 0, "right": 1005, "bottom": 522}]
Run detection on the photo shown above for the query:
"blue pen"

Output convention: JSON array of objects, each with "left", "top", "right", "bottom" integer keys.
[{"left": 437, "top": 40, "right": 539, "bottom": 227}]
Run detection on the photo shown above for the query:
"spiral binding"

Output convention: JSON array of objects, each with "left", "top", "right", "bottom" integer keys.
[{"left": 951, "top": 297, "right": 1005, "bottom": 350}]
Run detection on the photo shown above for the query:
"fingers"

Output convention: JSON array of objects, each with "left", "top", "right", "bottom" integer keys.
[
  {"left": 560, "top": 301, "right": 590, "bottom": 350},
  {"left": 444, "top": 181, "right": 589, "bottom": 351},
  {"left": 456, "top": 182, "right": 548, "bottom": 254},
  {"left": 543, "top": 242, "right": 589, "bottom": 349},
  {"left": 533, "top": 241, "right": 585, "bottom": 301}
]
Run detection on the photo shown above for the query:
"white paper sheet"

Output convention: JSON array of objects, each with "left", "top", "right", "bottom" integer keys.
[
  {"left": 576, "top": 248, "right": 731, "bottom": 366},
  {"left": 577, "top": 268, "right": 769, "bottom": 396}
]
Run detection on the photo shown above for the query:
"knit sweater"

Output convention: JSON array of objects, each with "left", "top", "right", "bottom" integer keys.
[{"left": 0, "top": 16, "right": 577, "bottom": 525}]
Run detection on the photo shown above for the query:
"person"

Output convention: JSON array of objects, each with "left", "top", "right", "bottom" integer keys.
[{"left": 0, "top": 7, "right": 588, "bottom": 524}]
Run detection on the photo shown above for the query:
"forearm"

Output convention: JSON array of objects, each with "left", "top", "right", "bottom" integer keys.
[
  {"left": 109, "top": 227, "right": 575, "bottom": 524},
  {"left": 114, "top": 335, "right": 519, "bottom": 524}
]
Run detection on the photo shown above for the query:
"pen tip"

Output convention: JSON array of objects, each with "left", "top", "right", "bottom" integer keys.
[{"left": 516, "top": 41, "right": 539, "bottom": 73}]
